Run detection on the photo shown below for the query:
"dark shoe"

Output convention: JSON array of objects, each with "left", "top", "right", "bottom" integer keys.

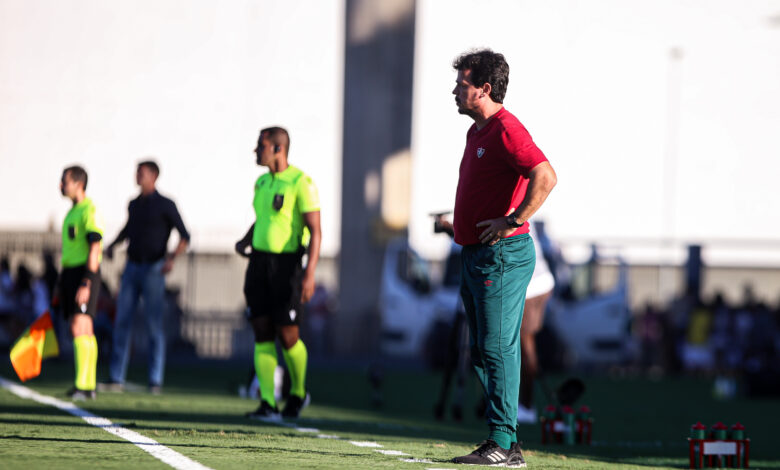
[
  {"left": 453, "top": 440, "right": 512, "bottom": 466},
  {"left": 97, "top": 382, "right": 124, "bottom": 393},
  {"left": 507, "top": 441, "right": 527, "bottom": 468},
  {"left": 148, "top": 385, "right": 162, "bottom": 395},
  {"left": 281, "top": 392, "right": 311, "bottom": 418},
  {"left": 67, "top": 387, "right": 97, "bottom": 401},
  {"left": 246, "top": 400, "right": 281, "bottom": 421}
]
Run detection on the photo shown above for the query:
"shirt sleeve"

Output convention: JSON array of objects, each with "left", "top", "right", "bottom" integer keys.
[
  {"left": 500, "top": 123, "right": 548, "bottom": 176},
  {"left": 82, "top": 206, "right": 104, "bottom": 243},
  {"left": 296, "top": 175, "right": 320, "bottom": 213},
  {"left": 166, "top": 200, "right": 191, "bottom": 241},
  {"left": 83, "top": 204, "right": 105, "bottom": 238}
]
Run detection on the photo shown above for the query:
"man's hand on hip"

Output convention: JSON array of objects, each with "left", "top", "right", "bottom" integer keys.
[
  {"left": 235, "top": 239, "right": 251, "bottom": 257},
  {"left": 476, "top": 217, "right": 516, "bottom": 246}
]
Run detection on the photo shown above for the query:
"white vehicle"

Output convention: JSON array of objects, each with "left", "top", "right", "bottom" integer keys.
[
  {"left": 545, "top": 257, "right": 633, "bottom": 366},
  {"left": 378, "top": 238, "right": 459, "bottom": 357}
]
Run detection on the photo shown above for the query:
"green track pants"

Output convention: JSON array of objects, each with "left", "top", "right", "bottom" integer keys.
[{"left": 460, "top": 234, "right": 535, "bottom": 449}]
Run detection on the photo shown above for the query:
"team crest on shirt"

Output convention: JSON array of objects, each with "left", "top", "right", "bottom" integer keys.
[{"left": 477, "top": 147, "right": 485, "bottom": 158}]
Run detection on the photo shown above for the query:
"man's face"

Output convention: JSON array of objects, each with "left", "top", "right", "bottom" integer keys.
[
  {"left": 254, "top": 134, "right": 276, "bottom": 166},
  {"left": 60, "top": 171, "right": 78, "bottom": 198},
  {"left": 136, "top": 165, "right": 156, "bottom": 187},
  {"left": 452, "top": 69, "right": 484, "bottom": 117}
]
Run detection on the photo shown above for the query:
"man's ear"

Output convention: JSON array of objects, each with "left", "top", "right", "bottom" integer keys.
[{"left": 481, "top": 82, "right": 492, "bottom": 99}]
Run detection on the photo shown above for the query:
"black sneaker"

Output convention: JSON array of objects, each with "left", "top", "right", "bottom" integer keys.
[
  {"left": 507, "top": 441, "right": 527, "bottom": 468},
  {"left": 282, "top": 392, "right": 311, "bottom": 418},
  {"left": 453, "top": 440, "right": 512, "bottom": 466},
  {"left": 246, "top": 400, "right": 281, "bottom": 421},
  {"left": 66, "top": 387, "right": 97, "bottom": 401}
]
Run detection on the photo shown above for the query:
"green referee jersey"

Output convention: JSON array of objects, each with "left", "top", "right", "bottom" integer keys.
[
  {"left": 252, "top": 165, "right": 320, "bottom": 254},
  {"left": 61, "top": 197, "right": 104, "bottom": 268}
]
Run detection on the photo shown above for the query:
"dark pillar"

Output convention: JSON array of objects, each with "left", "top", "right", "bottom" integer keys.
[{"left": 335, "top": 0, "right": 415, "bottom": 355}]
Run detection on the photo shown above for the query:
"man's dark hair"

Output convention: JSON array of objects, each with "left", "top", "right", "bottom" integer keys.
[
  {"left": 63, "top": 165, "right": 88, "bottom": 190},
  {"left": 453, "top": 49, "right": 510, "bottom": 103},
  {"left": 138, "top": 160, "right": 160, "bottom": 178},
  {"left": 260, "top": 126, "right": 291, "bottom": 154}
]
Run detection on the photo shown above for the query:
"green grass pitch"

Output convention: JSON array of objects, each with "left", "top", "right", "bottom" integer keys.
[{"left": 1, "top": 359, "right": 779, "bottom": 469}]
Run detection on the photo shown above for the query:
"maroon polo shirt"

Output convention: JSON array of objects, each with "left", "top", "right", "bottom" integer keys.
[{"left": 453, "top": 107, "right": 548, "bottom": 246}]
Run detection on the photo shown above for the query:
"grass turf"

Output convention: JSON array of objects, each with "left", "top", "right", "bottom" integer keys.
[{"left": 1, "top": 358, "right": 779, "bottom": 469}]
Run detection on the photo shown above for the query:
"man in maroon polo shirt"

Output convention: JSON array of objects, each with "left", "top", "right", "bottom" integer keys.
[{"left": 449, "top": 49, "right": 557, "bottom": 467}]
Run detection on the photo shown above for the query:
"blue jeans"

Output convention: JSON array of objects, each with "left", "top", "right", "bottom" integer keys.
[{"left": 109, "top": 260, "right": 167, "bottom": 386}]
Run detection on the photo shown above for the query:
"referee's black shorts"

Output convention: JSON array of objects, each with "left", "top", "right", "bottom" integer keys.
[
  {"left": 59, "top": 265, "right": 100, "bottom": 318},
  {"left": 243, "top": 250, "right": 304, "bottom": 326}
]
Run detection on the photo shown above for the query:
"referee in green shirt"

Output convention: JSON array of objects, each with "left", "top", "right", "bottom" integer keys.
[
  {"left": 236, "top": 126, "right": 321, "bottom": 420},
  {"left": 58, "top": 166, "right": 104, "bottom": 400}
]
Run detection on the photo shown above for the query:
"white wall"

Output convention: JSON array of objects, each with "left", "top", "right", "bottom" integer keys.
[
  {"left": 410, "top": 0, "right": 780, "bottom": 262},
  {"left": 0, "top": 0, "right": 344, "bottom": 255}
]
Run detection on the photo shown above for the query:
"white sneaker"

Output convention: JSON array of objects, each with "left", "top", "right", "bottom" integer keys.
[{"left": 516, "top": 404, "right": 537, "bottom": 424}]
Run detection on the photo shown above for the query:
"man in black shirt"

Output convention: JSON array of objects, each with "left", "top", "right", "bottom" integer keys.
[{"left": 102, "top": 161, "right": 189, "bottom": 393}]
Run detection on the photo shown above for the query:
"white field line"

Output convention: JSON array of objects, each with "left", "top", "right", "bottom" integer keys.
[
  {"left": 294, "top": 427, "right": 319, "bottom": 433},
  {"left": 349, "top": 440, "right": 383, "bottom": 447},
  {"left": 375, "top": 449, "right": 410, "bottom": 456},
  {"left": 0, "top": 377, "right": 213, "bottom": 470}
]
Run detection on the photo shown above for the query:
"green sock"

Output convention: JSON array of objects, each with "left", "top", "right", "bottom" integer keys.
[
  {"left": 73, "top": 335, "right": 97, "bottom": 391},
  {"left": 87, "top": 334, "right": 98, "bottom": 390},
  {"left": 254, "top": 342, "right": 278, "bottom": 407},
  {"left": 282, "top": 339, "right": 308, "bottom": 398}
]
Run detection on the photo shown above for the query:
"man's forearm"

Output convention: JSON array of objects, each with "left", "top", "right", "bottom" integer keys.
[
  {"left": 109, "top": 225, "right": 128, "bottom": 249},
  {"left": 86, "top": 242, "right": 101, "bottom": 274},
  {"left": 240, "top": 224, "right": 254, "bottom": 243},
  {"left": 171, "top": 238, "right": 188, "bottom": 259},
  {"left": 513, "top": 164, "right": 557, "bottom": 223},
  {"left": 305, "top": 230, "right": 321, "bottom": 277}
]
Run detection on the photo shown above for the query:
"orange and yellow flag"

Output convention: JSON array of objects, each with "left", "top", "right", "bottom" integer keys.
[{"left": 9, "top": 311, "right": 59, "bottom": 382}]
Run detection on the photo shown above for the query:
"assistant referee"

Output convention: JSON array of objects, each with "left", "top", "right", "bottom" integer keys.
[
  {"left": 58, "top": 165, "right": 105, "bottom": 401},
  {"left": 236, "top": 126, "right": 321, "bottom": 420}
]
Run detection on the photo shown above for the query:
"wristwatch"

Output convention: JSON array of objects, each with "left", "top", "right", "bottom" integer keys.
[{"left": 506, "top": 213, "right": 524, "bottom": 228}]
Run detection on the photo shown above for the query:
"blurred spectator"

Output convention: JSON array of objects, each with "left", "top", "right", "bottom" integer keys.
[
  {"left": 304, "top": 284, "right": 334, "bottom": 356},
  {"left": 635, "top": 302, "right": 663, "bottom": 371},
  {"left": 0, "top": 260, "right": 51, "bottom": 345},
  {"left": 517, "top": 222, "right": 556, "bottom": 424},
  {"left": 682, "top": 298, "right": 713, "bottom": 371},
  {"left": 0, "top": 257, "right": 13, "bottom": 313},
  {"left": 0, "top": 257, "right": 16, "bottom": 346},
  {"left": 709, "top": 292, "right": 731, "bottom": 371},
  {"left": 13, "top": 263, "right": 49, "bottom": 325},
  {"left": 92, "top": 278, "right": 117, "bottom": 359},
  {"left": 42, "top": 251, "right": 58, "bottom": 304}
]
